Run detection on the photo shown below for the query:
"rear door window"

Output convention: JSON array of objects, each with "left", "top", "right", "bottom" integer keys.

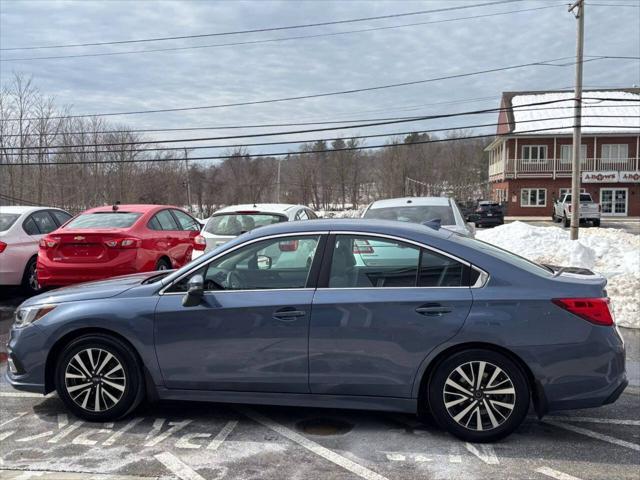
[
  {"left": 171, "top": 209, "right": 200, "bottom": 231},
  {"left": 418, "top": 250, "right": 466, "bottom": 287},
  {"left": 23, "top": 217, "right": 40, "bottom": 235},
  {"left": 153, "top": 210, "right": 180, "bottom": 230},
  {"left": 51, "top": 210, "right": 72, "bottom": 226},
  {"left": 30, "top": 211, "right": 58, "bottom": 234}
]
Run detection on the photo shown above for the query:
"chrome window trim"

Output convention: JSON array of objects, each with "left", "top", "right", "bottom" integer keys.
[{"left": 159, "top": 231, "right": 329, "bottom": 295}]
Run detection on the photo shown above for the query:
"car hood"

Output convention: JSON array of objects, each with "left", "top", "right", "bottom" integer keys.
[{"left": 20, "top": 271, "right": 163, "bottom": 307}]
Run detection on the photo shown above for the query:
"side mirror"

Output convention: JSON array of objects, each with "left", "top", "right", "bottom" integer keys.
[
  {"left": 182, "top": 274, "right": 204, "bottom": 307},
  {"left": 257, "top": 255, "right": 272, "bottom": 270}
]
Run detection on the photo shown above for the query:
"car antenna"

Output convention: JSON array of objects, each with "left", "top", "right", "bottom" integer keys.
[{"left": 112, "top": 201, "right": 120, "bottom": 212}]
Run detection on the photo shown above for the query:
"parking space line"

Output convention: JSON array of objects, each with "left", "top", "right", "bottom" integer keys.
[
  {"left": 240, "top": 407, "right": 390, "bottom": 480},
  {"left": 145, "top": 419, "right": 192, "bottom": 447},
  {"left": 207, "top": 420, "right": 238, "bottom": 451},
  {"left": 154, "top": 452, "right": 205, "bottom": 480},
  {"left": 103, "top": 417, "right": 144, "bottom": 446},
  {"left": 536, "top": 466, "right": 584, "bottom": 480},
  {"left": 464, "top": 442, "right": 499, "bottom": 465},
  {"left": 0, "top": 391, "right": 42, "bottom": 398},
  {"left": 545, "top": 416, "right": 640, "bottom": 426},
  {"left": 546, "top": 420, "right": 640, "bottom": 452},
  {"left": 47, "top": 421, "right": 83, "bottom": 443},
  {"left": 0, "top": 411, "right": 27, "bottom": 428}
]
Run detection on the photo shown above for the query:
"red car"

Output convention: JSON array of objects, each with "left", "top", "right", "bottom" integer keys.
[{"left": 37, "top": 204, "right": 205, "bottom": 287}]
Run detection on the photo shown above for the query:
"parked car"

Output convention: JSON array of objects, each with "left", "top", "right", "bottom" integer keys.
[
  {"left": 0, "top": 206, "right": 72, "bottom": 294},
  {"left": 36, "top": 204, "right": 203, "bottom": 287},
  {"left": 7, "top": 219, "right": 625, "bottom": 442},
  {"left": 362, "top": 197, "right": 476, "bottom": 237},
  {"left": 552, "top": 193, "right": 601, "bottom": 227},
  {"left": 469, "top": 201, "right": 504, "bottom": 228},
  {"left": 194, "top": 203, "right": 317, "bottom": 259}
]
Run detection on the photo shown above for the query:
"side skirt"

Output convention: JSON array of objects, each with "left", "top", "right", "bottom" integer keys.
[{"left": 156, "top": 388, "right": 417, "bottom": 414}]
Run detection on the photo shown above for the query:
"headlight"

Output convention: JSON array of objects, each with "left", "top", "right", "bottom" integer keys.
[{"left": 14, "top": 304, "right": 57, "bottom": 328}]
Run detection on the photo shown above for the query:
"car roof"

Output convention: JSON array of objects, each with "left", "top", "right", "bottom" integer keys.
[
  {"left": 368, "top": 197, "right": 452, "bottom": 209},
  {"left": 0, "top": 205, "right": 64, "bottom": 215},
  {"left": 243, "top": 218, "right": 454, "bottom": 241},
  {"left": 83, "top": 204, "right": 177, "bottom": 214},
  {"left": 213, "top": 204, "right": 305, "bottom": 215}
]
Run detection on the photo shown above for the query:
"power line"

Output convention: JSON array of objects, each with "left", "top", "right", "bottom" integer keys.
[
  {"left": 0, "top": 3, "right": 563, "bottom": 62},
  {"left": 3, "top": 96, "right": 637, "bottom": 150},
  {"left": 4, "top": 124, "right": 638, "bottom": 167},
  {"left": 6, "top": 115, "right": 638, "bottom": 157},
  {"left": 4, "top": 55, "right": 636, "bottom": 122},
  {"left": 0, "top": 0, "right": 519, "bottom": 51}
]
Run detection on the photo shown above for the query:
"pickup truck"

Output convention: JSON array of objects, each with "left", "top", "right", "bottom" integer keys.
[{"left": 552, "top": 193, "right": 601, "bottom": 227}]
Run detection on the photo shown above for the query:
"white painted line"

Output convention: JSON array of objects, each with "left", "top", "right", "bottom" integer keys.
[
  {"left": 58, "top": 413, "right": 68, "bottom": 429},
  {"left": 465, "top": 442, "right": 500, "bottom": 465},
  {"left": 546, "top": 420, "right": 640, "bottom": 452},
  {"left": 0, "top": 411, "right": 27, "bottom": 428},
  {"left": 17, "top": 431, "right": 54, "bottom": 442},
  {"left": 0, "top": 391, "right": 42, "bottom": 398},
  {"left": 386, "top": 453, "right": 406, "bottom": 461},
  {"left": 448, "top": 454, "right": 462, "bottom": 463},
  {"left": 241, "top": 407, "right": 390, "bottom": 480},
  {"left": 47, "top": 421, "right": 83, "bottom": 443},
  {"left": 207, "top": 420, "right": 238, "bottom": 451},
  {"left": 546, "top": 415, "right": 640, "bottom": 426},
  {"left": 155, "top": 451, "right": 206, "bottom": 480},
  {"left": 103, "top": 417, "right": 144, "bottom": 446},
  {"left": 536, "top": 466, "right": 584, "bottom": 480},
  {"left": 0, "top": 430, "right": 15, "bottom": 442},
  {"left": 145, "top": 419, "right": 192, "bottom": 447},
  {"left": 176, "top": 432, "right": 212, "bottom": 449},
  {"left": 72, "top": 424, "right": 113, "bottom": 446}
]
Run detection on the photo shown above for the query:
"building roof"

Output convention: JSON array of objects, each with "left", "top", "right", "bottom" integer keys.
[{"left": 501, "top": 88, "right": 640, "bottom": 136}]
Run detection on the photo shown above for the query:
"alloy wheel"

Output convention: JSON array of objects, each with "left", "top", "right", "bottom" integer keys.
[
  {"left": 28, "top": 262, "right": 39, "bottom": 291},
  {"left": 442, "top": 360, "right": 516, "bottom": 431},
  {"left": 64, "top": 348, "right": 127, "bottom": 412}
]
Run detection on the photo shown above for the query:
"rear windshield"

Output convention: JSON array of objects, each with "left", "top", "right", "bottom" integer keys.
[
  {"left": 204, "top": 213, "right": 287, "bottom": 236},
  {"left": 363, "top": 205, "right": 455, "bottom": 225},
  {"left": 65, "top": 212, "right": 142, "bottom": 229},
  {"left": 0, "top": 213, "right": 20, "bottom": 232},
  {"left": 564, "top": 194, "right": 592, "bottom": 202},
  {"left": 451, "top": 235, "right": 553, "bottom": 277}
]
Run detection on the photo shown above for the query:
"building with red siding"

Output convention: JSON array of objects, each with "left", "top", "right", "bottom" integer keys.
[{"left": 485, "top": 89, "right": 639, "bottom": 217}]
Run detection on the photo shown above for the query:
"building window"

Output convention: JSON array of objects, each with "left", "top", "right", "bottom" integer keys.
[
  {"left": 521, "top": 188, "right": 546, "bottom": 207},
  {"left": 558, "top": 187, "right": 586, "bottom": 198},
  {"left": 601, "top": 144, "right": 628, "bottom": 162},
  {"left": 560, "top": 144, "right": 587, "bottom": 163},
  {"left": 522, "top": 145, "right": 547, "bottom": 163}
]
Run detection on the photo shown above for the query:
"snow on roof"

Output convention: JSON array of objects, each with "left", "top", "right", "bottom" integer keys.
[
  {"left": 369, "top": 197, "right": 451, "bottom": 208},
  {"left": 215, "top": 203, "right": 300, "bottom": 214},
  {"left": 510, "top": 90, "right": 640, "bottom": 135},
  {"left": 0, "top": 205, "right": 49, "bottom": 215}
]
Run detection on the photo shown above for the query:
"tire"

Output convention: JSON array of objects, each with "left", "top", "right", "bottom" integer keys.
[
  {"left": 155, "top": 258, "right": 171, "bottom": 270},
  {"left": 593, "top": 219, "right": 600, "bottom": 227},
  {"left": 21, "top": 256, "right": 41, "bottom": 295},
  {"left": 427, "top": 349, "right": 530, "bottom": 443},
  {"left": 55, "top": 334, "right": 144, "bottom": 422},
  {"left": 563, "top": 215, "right": 570, "bottom": 228}
]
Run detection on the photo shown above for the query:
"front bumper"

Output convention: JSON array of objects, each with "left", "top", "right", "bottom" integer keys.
[{"left": 5, "top": 324, "right": 48, "bottom": 394}]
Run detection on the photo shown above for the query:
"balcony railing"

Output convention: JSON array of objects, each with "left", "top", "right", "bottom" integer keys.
[{"left": 489, "top": 157, "right": 639, "bottom": 178}]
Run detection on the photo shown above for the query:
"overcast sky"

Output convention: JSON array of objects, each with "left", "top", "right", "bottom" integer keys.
[{"left": 1, "top": 0, "right": 638, "bottom": 155}]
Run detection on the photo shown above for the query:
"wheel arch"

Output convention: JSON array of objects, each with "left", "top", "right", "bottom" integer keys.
[
  {"left": 44, "top": 327, "right": 153, "bottom": 397},
  {"left": 156, "top": 255, "right": 172, "bottom": 268},
  {"left": 416, "top": 341, "right": 543, "bottom": 418}
]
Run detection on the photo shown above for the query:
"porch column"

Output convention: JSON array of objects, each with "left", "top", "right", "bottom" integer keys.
[
  {"left": 594, "top": 136, "right": 598, "bottom": 171},
  {"left": 553, "top": 137, "right": 557, "bottom": 179},
  {"left": 514, "top": 138, "right": 518, "bottom": 179},
  {"left": 636, "top": 135, "right": 639, "bottom": 171}
]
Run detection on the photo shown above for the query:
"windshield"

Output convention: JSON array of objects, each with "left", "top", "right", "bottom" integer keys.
[
  {"left": 204, "top": 213, "right": 288, "bottom": 236},
  {"left": 363, "top": 205, "right": 456, "bottom": 225},
  {"left": 564, "top": 194, "right": 592, "bottom": 202},
  {"left": 452, "top": 234, "right": 553, "bottom": 277},
  {"left": 65, "top": 212, "right": 142, "bottom": 229},
  {"left": 0, "top": 213, "right": 20, "bottom": 232}
]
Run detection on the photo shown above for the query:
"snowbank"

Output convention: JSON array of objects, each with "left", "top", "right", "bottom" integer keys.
[
  {"left": 477, "top": 222, "right": 640, "bottom": 329},
  {"left": 317, "top": 208, "right": 364, "bottom": 219}
]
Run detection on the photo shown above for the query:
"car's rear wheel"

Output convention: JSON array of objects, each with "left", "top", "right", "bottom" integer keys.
[
  {"left": 21, "top": 256, "right": 41, "bottom": 295},
  {"left": 55, "top": 334, "right": 144, "bottom": 421},
  {"left": 155, "top": 258, "right": 171, "bottom": 270},
  {"left": 427, "top": 349, "right": 529, "bottom": 442}
]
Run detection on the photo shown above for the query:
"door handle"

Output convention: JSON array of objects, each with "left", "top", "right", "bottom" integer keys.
[
  {"left": 273, "top": 308, "right": 306, "bottom": 322},
  {"left": 416, "top": 304, "right": 452, "bottom": 316}
]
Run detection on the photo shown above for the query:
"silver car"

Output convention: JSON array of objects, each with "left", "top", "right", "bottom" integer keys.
[
  {"left": 0, "top": 205, "right": 72, "bottom": 293},
  {"left": 362, "top": 197, "right": 476, "bottom": 237}
]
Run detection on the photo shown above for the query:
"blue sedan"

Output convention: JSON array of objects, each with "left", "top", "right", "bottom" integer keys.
[{"left": 6, "top": 219, "right": 626, "bottom": 442}]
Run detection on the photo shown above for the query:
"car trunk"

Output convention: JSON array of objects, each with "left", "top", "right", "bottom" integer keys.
[{"left": 44, "top": 230, "right": 132, "bottom": 263}]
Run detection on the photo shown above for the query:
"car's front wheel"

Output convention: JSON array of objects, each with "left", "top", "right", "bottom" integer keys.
[
  {"left": 428, "top": 349, "right": 529, "bottom": 442},
  {"left": 55, "top": 334, "right": 144, "bottom": 421}
]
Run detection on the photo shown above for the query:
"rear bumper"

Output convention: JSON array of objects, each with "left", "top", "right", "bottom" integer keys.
[{"left": 37, "top": 252, "right": 141, "bottom": 286}]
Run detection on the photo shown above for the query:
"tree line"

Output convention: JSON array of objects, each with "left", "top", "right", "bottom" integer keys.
[{"left": 0, "top": 74, "right": 489, "bottom": 217}]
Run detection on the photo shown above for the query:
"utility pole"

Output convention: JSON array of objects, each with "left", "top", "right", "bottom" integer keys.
[
  {"left": 568, "top": 0, "right": 585, "bottom": 240},
  {"left": 183, "top": 148, "right": 192, "bottom": 212}
]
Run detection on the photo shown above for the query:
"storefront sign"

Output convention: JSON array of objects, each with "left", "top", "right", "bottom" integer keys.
[
  {"left": 581, "top": 171, "right": 619, "bottom": 183},
  {"left": 620, "top": 171, "right": 640, "bottom": 183}
]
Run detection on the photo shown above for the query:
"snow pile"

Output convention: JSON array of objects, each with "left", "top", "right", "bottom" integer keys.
[
  {"left": 317, "top": 208, "right": 364, "bottom": 219},
  {"left": 477, "top": 222, "right": 640, "bottom": 329}
]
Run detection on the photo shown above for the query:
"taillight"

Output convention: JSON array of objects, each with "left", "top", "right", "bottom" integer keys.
[
  {"left": 0, "top": 241, "right": 6, "bottom": 253},
  {"left": 39, "top": 237, "right": 58, "bottom": 249},
  {"left": 193, "top": 235, "right": 206, "bottom": 251},
  {"left": 353, "top": 239, "right": 374, "bottom": 254},
  {"left": 279, "top": 239, "right": 299, "bottom": 252},
  {"left": 105, "top": 238, "right": 140, "bottom": 249},
  {"left": 552, "top": 298, "right": 614, "bottom": 326}
]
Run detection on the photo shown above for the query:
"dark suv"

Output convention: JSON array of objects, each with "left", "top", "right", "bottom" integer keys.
[{"left": 470, "top": 201, "right": 504, "bottom": 228}]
